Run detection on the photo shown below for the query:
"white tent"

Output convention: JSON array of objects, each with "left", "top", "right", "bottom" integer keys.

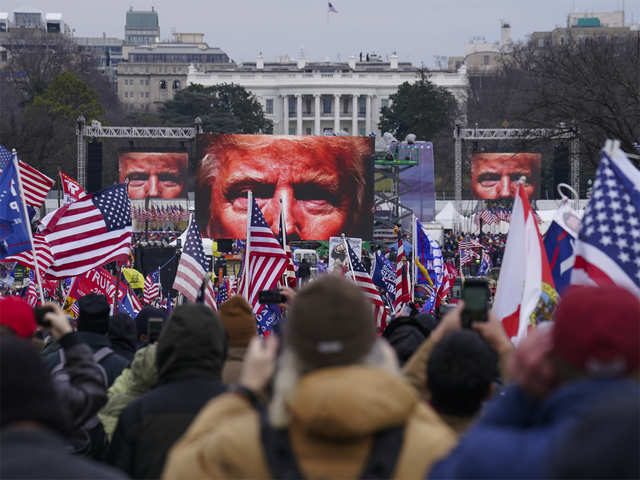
[
  {"left": 169, "top": 229, "right": 214, "bottom": 255},
  {"left": 435, "top": 202, "right": 464, "bottom": 229}
]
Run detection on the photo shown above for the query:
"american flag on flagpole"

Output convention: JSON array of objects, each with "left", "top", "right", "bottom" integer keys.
[
  {"left": 480, "top": 209, "right": 497, "bottom": 225},
  {"left": 40, "top": 184, "right": 132, "bottom": 279},
  {"left": 345, "top": 238, "right": 387, "bottom": 330},
  {"left": 26, "top": 270, "right": 38, "bottom": 306},
  {"left": 243, "top": 197, "right": 288, "bottom": 315},
  {"left": 459, "top": 248, "right": 477, "bottom": 266},
  {"left": 571, "top": 144, "right": 640, "bottom": 296},
  {"left": 143, "top": 269, "right": 161, "bottom": 305},
  {"left": 173, "top": 217, "right": 217, "bottom": 311},
  {"left": 459, "top": 237, "right": 483, "bottom": 250},
  {"left": 393, "top": 238, "right": 411, "bottom": 309},
  {"left": 0, "top": 146, "right": 54, "bottom": 208},
  {"left": 0, "top": 233, "right": 53, "bottom": 278}
]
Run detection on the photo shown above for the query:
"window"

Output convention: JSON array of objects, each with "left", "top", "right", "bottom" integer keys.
[
  {"left": 342, "top": 97, "right": 350, "bottom": 114},
  {"left": 140, "top": 79, "right": 144, "bottom": 85},
  {"left": 288, "top": 97, "right": 296, "bottom": 116},
  {"left": 146, "top": 79, "right": 149, "bottom": 86},
  {"left": 483, "top": 55, "right": 490, "bottom": 65},
  {"left": 359, "top": 127, "right": 366, "bottom": 136},
  {"left": 306, "top": 127, "right": 312, "bottom": 135},
  {"left": 322, "top": 97, "right": 332, "bottom": 114},
  {"left": 537, "top": 38, "right": 545, "bottom": 48},
  {"left": 124, "top": 92, "right": 128, "bottom": 98},
  {"left": 173, "top": 80, "right": 181, "bottom": 89},
  {"left": 160, "top": 80, "right": 167, "bottom": 89},
  {"left": 358, "top": 97, "right": 366, "bottom": 115},
  {"left": 381, "top": 98, "right": 389, "bottom": 109},
  {"left": 145, "top": 92, "right": 149, "bottom": 98},
  {"left": 266, "top": 98, "right": 274, "bottom": 114},
  {"left": 289, "top": 126, "right": 296, "bottom": 135},
  {"left": 304, "top": 97, "right": 312, "bottom": 114}
]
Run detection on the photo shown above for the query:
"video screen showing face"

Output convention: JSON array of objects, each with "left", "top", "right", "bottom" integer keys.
[
  {"left": 195, "top": 134, "right": 375, "bottom": 241},
  {"left": 119, "top": 152, "right": 189, "bottom": 199},
  {"left": 471, "top": 153, "right": 541, "bottom": 200}
]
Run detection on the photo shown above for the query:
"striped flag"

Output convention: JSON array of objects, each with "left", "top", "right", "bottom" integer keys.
[
  {"left": 345, "top": 238, "right": 387, "bottom": 330},
  {"left": 26, "top": 270, "right": 38, "bottom": 306},
  {"left": 242, "top": 197, "right": 288, "bottom": 315},
  {"left": 172, "top": 218, "right": 217, "bottom": 311},
  {"left": 393, "top": 238, "right": 411, "bottom": 309},
  {"left": 0, "top": 233, "right": 54, "bottom": 278},
  {"left": 480, "top": 209, "right": 497, "bottom": 225},
  {"left": 143, "top": 269, "right": 160, "bottom": 305},
  {"left": 0, "top": 147, "right": 54, "bottom": 209},
  {"left": 459, "top": 237, "right": 483, "bottom": 250},
  {"left": 41, "top": 184, "right": 132, "bottom": 279},
  {"left": 59, "top": 171, "right": 85, "bottom": 204},
  {"left": 571, "top": 145, "right": 640, "bottom": 296}
]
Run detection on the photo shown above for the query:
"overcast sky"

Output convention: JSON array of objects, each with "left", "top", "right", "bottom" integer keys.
[{"left": 4, "top": 0, "right": 639, "bottom": 66}]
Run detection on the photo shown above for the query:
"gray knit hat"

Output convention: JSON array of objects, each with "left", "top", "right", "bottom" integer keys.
[{"left": 285, "top": 274, "right": 376, "bottom": 369}]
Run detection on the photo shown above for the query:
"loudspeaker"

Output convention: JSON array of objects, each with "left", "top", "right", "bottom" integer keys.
[
  {"left": 87, "top": 141, "right": 103, "bottom": 193},
  {"left": 216, "top": 239, "right": 233, "bottom": 252}
]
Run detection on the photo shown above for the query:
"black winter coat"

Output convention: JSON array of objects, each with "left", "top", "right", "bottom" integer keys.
[{"left": 0, "top": 427, "right": 126, "bottom": 479}]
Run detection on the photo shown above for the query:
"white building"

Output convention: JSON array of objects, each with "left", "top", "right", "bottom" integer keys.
[{"left": 187, "top": 53, "right": 468, "bottom": 136}]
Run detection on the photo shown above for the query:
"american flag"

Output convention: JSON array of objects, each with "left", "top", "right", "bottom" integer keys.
[
  {"left": 172, "top": 218, "right": 217, "bottom": 310},
  {"left": 345, "top": 238, "right": 387, "bottom": 330},
  {"left": 459, "top": 237, "right": 483, "bottom": 250},
  {"left": 228, "top": 276, "right": 237, "bottom": 296},
  {"left": 393, "top": 238, "right": 411, "bottom": 308},
  {"left": 496, "top": 209, "right": 511, "bottom": 223},
  {"left": 0, "top": 147, "right": 54, "bottom": 209},
  {"left": 0, "top": 233, "right": 53, "bottom": 278},
  {"left": 328, "top": 1, "right": 338, "bottom": 13},
  {"left": 143, "top": 269, "right": 161, "bottom": 305},
  {"left": 41, "top": 184, "right": 132, "bottom": 279},
  {"left": 239, "top": 197, "right": 288, "bottom": 315},
  {"left": 571, "top": 146, "right": 640, "bottom": 296},
  {"left": 70, "top": 300, "right": 80, "bottom": 318},
  {"left": 217, "top": 280, "right": 229, "bottom": 305},
  {"left": 459, "top": 248, "right": 478, "bottom": 266},
  {"left": 480, "top": 209, "right": 497, "bottom": 225},
  {"left": 26, "top": 270, "right": 38, "bottom": 306}
]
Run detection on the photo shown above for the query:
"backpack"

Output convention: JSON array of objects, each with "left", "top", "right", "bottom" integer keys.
[
  {"left": 51, "top": 347, "right": 114, "bottom": 458},
  {"left": 259, "top": 407, "right": 405, "bottom": 479}
]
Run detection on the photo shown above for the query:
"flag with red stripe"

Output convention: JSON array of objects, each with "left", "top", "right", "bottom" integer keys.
[
  {"left": 244, "top": 197, "right": 288, "bottom": 315},
  {"left": 393, "top": 238, "right": 411, "bottom": 309},
  {"left": 59, "top": 171, "right": 85, "bottom": 204},
  {"left": 143, "top": 269, "right": 161, "bottom": 305},
  {"left": 0, "top": 233, "right": 53, "bottom": 278},
  {"left": 345, "top": 238, "right": 387, "bottom": 330},
  {"left": 41, "top": 184, "right": 132, "bottom": 279},
  {"left": 17, "top": 160, "right": 55, "bottom": 208},
  {"left": 172, "top": 218, "right": 217, "bottom": 311}
]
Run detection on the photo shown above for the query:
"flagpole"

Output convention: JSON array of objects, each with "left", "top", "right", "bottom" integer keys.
[
  {"left": 113, "top": 262, "right": 121, "bottom": 315},
  {"left": 279, "top": 195, "right": 287, "bottom": 247},
  {"left": 341, "top": 234, "right": 357, "bottom": 283},
  {"left": 243, "top": 190, "right": 252, "bottom": 300},
  {"left": 411, "top": 214, "right": 417, "bottom": 302},
  {"left": 11, "top": 150, "right": 45, "bottom": 304}
]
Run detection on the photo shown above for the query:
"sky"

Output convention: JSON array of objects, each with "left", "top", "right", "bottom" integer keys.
[{"left": 4, "top": 0, "right": 639, "bottom": 66}]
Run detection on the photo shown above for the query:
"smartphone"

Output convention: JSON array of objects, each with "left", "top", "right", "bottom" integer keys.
[
  {"left": 461, "top": 278, "right": 490, "bottom": 329},
  {"left": 34, "top": 305, "right": 55, "bottom": 328},
  {"left": 258, "top": 290, "right": 286, "bottom": 304},
  {"left": 147, "top": 317, "right": 164, "bottom": 344}
]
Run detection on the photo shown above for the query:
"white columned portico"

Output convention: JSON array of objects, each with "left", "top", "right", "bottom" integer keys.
[
  {"left": 351, "top": 94, "right": 358, "bottom": 136},
  {"left": 314, "top": 94, "right": 321, "bottom": 135},
  {"left": 283, "top": 95, "right": 289, "bottom": 135},
  {"left": 365, "top": 95, "right": 372, "bottom": 134},
  {"left": 296, "top": 94, "right": 303, "bottom": 135},
  {"left": 333, "top": 94, "right": 341, "bottom": 133}
]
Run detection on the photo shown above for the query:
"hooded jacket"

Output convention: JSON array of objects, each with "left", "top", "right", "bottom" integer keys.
[
  {"left": 163, "top": 366, "right": 456, "bottom": 479},
  {"left": 98, "top": 344, "right": 158, "bottom": 440},
  {"left": 107, "top": 304, "right": 227, "bottom": 479}
]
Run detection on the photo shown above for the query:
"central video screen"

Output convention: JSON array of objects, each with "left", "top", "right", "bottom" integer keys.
[
  {"left": 195, "top": 134, "right": 375, "bottom": 241},
  {"left": 471, "top": 152, "right": 541, "bottom": 200}
]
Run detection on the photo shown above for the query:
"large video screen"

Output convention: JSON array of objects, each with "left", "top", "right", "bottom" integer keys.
[
  {"left": 471, "top": 153, "right": 541, "bottom": 200},
  {"left": 118, "top": 152, "right": 189, "bottom": 199},
  {"left": 195, "top": 134, "right": 375, "bottom": 241}
]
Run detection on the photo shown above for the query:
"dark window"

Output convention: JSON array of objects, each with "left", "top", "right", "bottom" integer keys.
[
  {"left": 288, "top": 97, "right": 296, "bottom": 115},
  {"left": 172, "top": 80, "right": 181, "bottom": 89},
  {"left": 358, "top": 97, "right": 366, "bottom": 115},
  {"left": 342, "top": 97, "right": 350, "bottom": 114},
  {"left": 266, "top": 98, "right": 274, "bottom": 114},
  {"left": 160, "top": 80, "right": 167, "bottom": 89},
  {"left": 322, "top": 97, "right": 332, "bottom": 114}
]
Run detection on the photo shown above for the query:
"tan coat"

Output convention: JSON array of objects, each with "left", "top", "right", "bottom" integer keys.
[
  {"left": 221, "top": 346, "right": 246, "bottom": 385},
  {"left": 163, "top": 366, "right": 456, "bottom": 479}
]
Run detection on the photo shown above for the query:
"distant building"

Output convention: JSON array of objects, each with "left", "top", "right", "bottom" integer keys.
[
  {"left": 530, "top": 10, "right": 632, "bottom": 48},
  {"left": 125, "top": 7, "right": 160, "bottom": 45},
  {"left": 117, "top": 32, "right": 232, "bottom": 111},
  {"left": 187, "top": 53, "right": 468, "bottom": 136},
  {"left": 74, "top": 35, "right": 124, "bottom": 89}
]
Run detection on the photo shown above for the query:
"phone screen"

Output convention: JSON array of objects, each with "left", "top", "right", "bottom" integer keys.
[{"left": 461, "top": 280, "right": 489, "bottom": 328}]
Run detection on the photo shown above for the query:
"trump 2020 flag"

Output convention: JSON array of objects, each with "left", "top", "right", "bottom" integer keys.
[
  {"left": 543, "top": 203, "right": 580, "bottom": 295},
  {"left": 571, "top": 143, "right": 640, "bottom": 297},
  {"left": 493, "top": 183, "right": 558, "bottom": 342},
  {"left": 0, "top": 151, "right": 32, "bottom": 259}
]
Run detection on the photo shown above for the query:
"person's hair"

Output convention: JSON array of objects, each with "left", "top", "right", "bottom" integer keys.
[
  {"left": 427, "top": 330, "right": 498, "bottom": 417},
  {"left": 197, "top": 134, "right": 373, "bottom": 235},
  {"left": 268, "top": 338, "right": 398, "bottom": 428}
]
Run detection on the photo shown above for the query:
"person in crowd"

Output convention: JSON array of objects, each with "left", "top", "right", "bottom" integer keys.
[
  {"left": 549, "top": 390, "right": 639, "bottom": 479},
  {"left": 197, "top": 135, "right": 373, "bottom": 240},
  {"left": 119, "top": 152, "right": 188, "bottom": 199},
  {"left": 471, "top": 153, "right": 540, "bottom": 200},
  {"left": 0, "top": 336, "right": 125, "bottom": 479},
  {"left": 218, "top": 295, "right": 256, "bottom": 384},
  {"left": 43, "top": 294, "right": 129, "bottom": 387},
  {"left": 402, "top": 303, "right": 509, "bottom": 435},
  {"left": 429, "top": 285, "right": 640, "bottom": 478},
  {"left": 163, "top": 275, "right": 456, "bottom": 479},
  {"left": 134, "top": 306, "right": 167, "bottom": 348},
  {"left": 297, "top": 258, "right": 311, "bottom": 286},
  {"left": 108, "top": 312, "right": 137, "bottom": 362},
  {"left": 99, "top": 344, "right": 158, "bottom": 440},
  {"left": 107, "top": 304, "right": 227, "bottom": 479},
  {"left": 0, "top": 295, "right": 37, "bottom": 339},
  {"left": 382, "top": 308, "right": 437, "bottom": 367}
]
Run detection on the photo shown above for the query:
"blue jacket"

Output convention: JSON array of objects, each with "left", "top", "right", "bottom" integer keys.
[{"left": 430, "top": 378, "right": 639, "bottom": 479}]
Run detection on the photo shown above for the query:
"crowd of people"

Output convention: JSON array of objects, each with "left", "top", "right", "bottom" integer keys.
[{"left": 1, "top": 273, "right": 638, "bottom": 479}]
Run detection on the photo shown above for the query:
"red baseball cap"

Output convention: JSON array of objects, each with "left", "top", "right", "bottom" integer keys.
[
  {"left": 0, "top": 296, "right": 37, "bottom": 339},
  {"left": 553, "top": 285, "right": 640, "bottom": 376}
]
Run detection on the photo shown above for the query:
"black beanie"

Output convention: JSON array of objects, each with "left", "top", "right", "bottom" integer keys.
[
  {"left": 77, "top": 293, "right": 110, "bottom": 334},
  {"left": 0, "top": 336, "right": 69, "bottom": 434}
]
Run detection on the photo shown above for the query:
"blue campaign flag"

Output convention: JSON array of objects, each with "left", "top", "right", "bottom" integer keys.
[
  {"left": 544, "top": 220, "right": 575, "bottom": 295},
  {"left": 255, "top": 302, "right": 282, "bottom": 335},
  {"left": 415, "top": 220, "right": 443, "bottom": 289},
  {"left": 0, "top": 150, "right": 32, "bottom": 259},
  {"left": 372, "top": 252, "right": 396, "bottom": 302}
]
